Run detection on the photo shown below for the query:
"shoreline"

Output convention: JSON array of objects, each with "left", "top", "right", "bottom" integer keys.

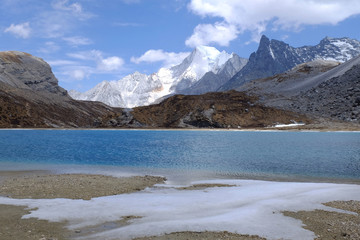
[
  {"left": 0, "top": 125, "right": 360, "bottom": 132},
  {"left": 1, "top": 171, "right": 360, "bottom": 240},
  {"left": 1, "top": 164, "right": 360, "bottom": 186}
]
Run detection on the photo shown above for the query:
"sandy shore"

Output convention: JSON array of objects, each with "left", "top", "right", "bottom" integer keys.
[{"left": 0, "top": 171, "right": 360, "bottom": 240}]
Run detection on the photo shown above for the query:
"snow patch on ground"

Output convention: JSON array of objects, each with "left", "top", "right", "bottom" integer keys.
[
  {"left": 1, "top": 180, "right": 360, "bottom": 240},
  {"left": 273, "top": 123, "right": 306, "bottom": 128}
]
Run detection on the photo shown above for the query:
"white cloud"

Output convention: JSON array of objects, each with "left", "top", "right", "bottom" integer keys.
[
  {"left": 185, "top": 22, "right": 238, "bottom": 47},
  {"left": 30, "top": 0, "right": 94, "bottom": 39},
  {"left": 63, "top": 36, "right": 93, "bottom": 46},
  {"left": 131, "top": 49, "right": 190, "bottom": 67},
  {"left": 51, "top": 50, "right": 125, "bottom": 83},
  {"left": 56, "top": 65, "right": 93, "bottom": 82},
  {"left": 69, "top": 69, "right": 87, "bottom": 80},
  {"left": 187, "top": 0, "right": 360, "bottom": 44},
  {"left": 51, "top": 0, "right": 93, "bottom": 19},
  {"left": 68, "top": 50, "right": 124, "bottom": 72},
  {"left": 98, "top": 57, "right": 124, "bottom": 71},
  {"left": 4, "top": 22, "right": 31, "bottom": 39}
]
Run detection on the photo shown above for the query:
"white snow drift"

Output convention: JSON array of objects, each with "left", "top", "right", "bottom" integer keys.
[{"left": 1, "top": 179, "right": 360, "bottom": 240}]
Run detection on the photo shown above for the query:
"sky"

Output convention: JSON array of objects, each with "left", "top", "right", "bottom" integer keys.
[{"left": 1, "top": 0, "right": 360, "bottom": 92}]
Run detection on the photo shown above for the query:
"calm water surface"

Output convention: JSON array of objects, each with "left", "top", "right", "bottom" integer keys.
[{"left": 0, "top": 130, "right": 359, "bottom": 181}]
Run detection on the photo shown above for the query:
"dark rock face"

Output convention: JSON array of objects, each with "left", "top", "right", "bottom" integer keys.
[
  {"left": 294, "top": 64, "right": 360, "bottom": 123},
  {"left": 220, "top": 36, "right": 360, "bottom": 91}
]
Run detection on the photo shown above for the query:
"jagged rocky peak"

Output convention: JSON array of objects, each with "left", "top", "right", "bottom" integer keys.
[
  {"left": 219, "top": 35, "right": 360, "bottom": 91},
  {"left": 0, "top": 51, "right": 67, "bottom": 95}
]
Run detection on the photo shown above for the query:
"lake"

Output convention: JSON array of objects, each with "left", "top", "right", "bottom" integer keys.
[{"left": 0, "top": 130, "right": 359, "bottom": 182}]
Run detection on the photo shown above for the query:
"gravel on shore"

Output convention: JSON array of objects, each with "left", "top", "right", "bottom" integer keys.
[
  {"left": 0, "top": 172, "right": 166, "bottom": 200},
  {"left": 0, "top": 171, "right": 165, "bottom": 240},
  {"left": 283, "top": 200, "right": 360, "bottom": 240},
  {"left": 133, "top": 231, "right": 266, "bottom": 240}
]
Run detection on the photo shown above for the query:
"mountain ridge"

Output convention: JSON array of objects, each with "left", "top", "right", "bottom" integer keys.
[
  {"left": 0, "top": 52, "right": 360, "bottom": 130},
  {"left": 219, "top": 35, "right": 360, "bottom": 91}
]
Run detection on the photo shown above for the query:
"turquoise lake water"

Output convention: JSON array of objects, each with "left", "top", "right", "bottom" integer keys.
[{"left": 0, "top": 130, "right": 359, "bottom": 181}]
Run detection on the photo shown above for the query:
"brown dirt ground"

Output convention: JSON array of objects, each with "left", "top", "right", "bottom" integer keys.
[
  {"left": 283, "top": 200, "right": 360, "bottom": 240},
  {"left": 0, "top": 173, "right": 165, "bottom": 200},
  {"left": 133, "top": 231, "right": 266, "bottom": 240}
]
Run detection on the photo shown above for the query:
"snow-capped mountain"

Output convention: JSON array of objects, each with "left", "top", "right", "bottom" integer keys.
[
  {"left": 178, "top": 53, "right": 248, "bottom": 95},
  {"left": 70, "top": 46, "right": 246, "bottom": 108},
  {"left": 219, "top": 35, "right": 360, "bottom": 91}
]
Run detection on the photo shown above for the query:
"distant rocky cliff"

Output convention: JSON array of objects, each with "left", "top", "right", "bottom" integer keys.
[
  {"left": 220, "top": 36, "right": 360, "bottom": 91},
  {"left": 0, "top": 51, "right": 67, "bottom": 95}
]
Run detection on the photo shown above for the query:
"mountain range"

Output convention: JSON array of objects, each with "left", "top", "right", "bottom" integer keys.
[
  {"left": 70, "top": 46, "right": 247, "bottom": 108},
  {"left": 220, "top": 36, "right": 360, "bottom": 91},
  {"left": 1, "top": 35, "right": 360, "bottom": 129},
  {"left": 0, "top": 51, "right": 307, "bottom": 129},
  {"left": 70, "top": 36, "right": 360, "bottom": 108}
]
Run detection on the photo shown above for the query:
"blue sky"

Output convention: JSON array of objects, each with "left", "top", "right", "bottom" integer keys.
[{"left": 1, "top": 0, "right": 360, "bottom": 92}]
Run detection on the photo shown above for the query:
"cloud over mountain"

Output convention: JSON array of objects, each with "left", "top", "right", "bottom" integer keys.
[
  {"left": 131, "top": 49, "right": 190, "bottom": 68},
  {"left": 187, "top": 0, "right": 360, "bottom": 45}
]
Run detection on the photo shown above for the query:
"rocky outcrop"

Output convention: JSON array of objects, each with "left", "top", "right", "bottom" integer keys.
[
  {"left": 0, "top": 51, "right": 67, "bottom": 95},
  {"left": 102, "top": 91, "right": 309, "bottom": 129},
  {"left": 0, "top": 51, "right": 122, "bottom": 128}
]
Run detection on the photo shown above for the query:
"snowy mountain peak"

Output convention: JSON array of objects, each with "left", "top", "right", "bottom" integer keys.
[
  {"left": 194, "top": 45, "right": 221, "bottom": 59},
  {"left": 70, "top": 46, "right": 242, "bottom": 108}
]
